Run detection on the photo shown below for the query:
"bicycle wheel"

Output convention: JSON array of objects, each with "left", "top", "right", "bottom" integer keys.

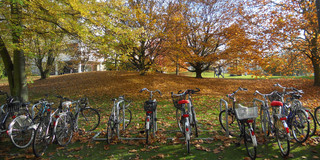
[
  {"left": 186, "top": 139, "right": 190, "bottom": 153},
  {"left": 78, "top": 108, "right": 100, "bottom": 131},
  {"left": 219, "top": 109, "right": 240, "bottom": 137},
  {"left": 315, "top": 106, "right": 320, "bottom": 126},
  {"left": 243, "top": 122, "right": 257, "bottom": 159},
  {"left": 191, "top": 107, "right": 198, "bottom": 137},
  {"left": 33, "top": 121, "right": 49, "bottom": 157},
  {"left": 54, "top": 113, "right": 73, "bottom": 146},
  {"left": 119, "top": 108, "right": 131, "bottom": 132},
  {"left": 308, "top": 111, "right": 316, "bottom": 137},
  {"left": 8, "top": 115, "right": 34, "bottom": 148},
  {"left": 260, "top": 108, "right": 271, "bottom": 137},
  {"left": 106, "top": 119, "right": 116, "bottom": 144},
  {"left": 292, "top": 109, "right": 309, "bottom": 143},
  {"left": 176, "top": 109, "right": 183, "bottom": 132},
  {"left": 275, "top": 119, "right": 290, "bottom": 157}
]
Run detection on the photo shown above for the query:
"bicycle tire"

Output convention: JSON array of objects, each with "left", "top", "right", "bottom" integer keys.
[
  {"left": 191, "top": 107, "right": 198, "bottom": 137},
  {"left": 308, "top": 111, "right": 316, "bottom": 137},
  {"left": 146, "top": 114, "right": 154, "bottom": 144},
  {"left": 78, "top": 108, "right": 100, "bottom": 131},
  {"left": 260, "top": 108, "right": 271, "bottom": 137},
  {"left": 243, "top": 122, "right": 257, "bottom": 159},
  {"left": 33, "top": 121, "right": 49, "bottom": 157},
  {"left": 219, "top": 109, "right": 240, "bottom": 137},
  {"left": 54, "top": 113, "right": 73, "bottom": 146},
  {"left": 106, "top": 119, "right": 115, "bottom": 144},
  {"left": 275, "top": 119, "right": 290, "bottom": 157},
  {"left": 176, "top": 109, "right": 183, "bottom": 132},
  {"left": 8, "top": 115, "right": 34, "bottom": 149},
  {"left": 315, "top": 106, "right": 320, "bottom": 126},
  {"left": 186, "top": 139, "right": 190, "bottom": 153},
  {"left": 292, "top": 109, "right": 309, "bottom": 143},
  {"left": 119, "top": 108, "right": 131, "bottom": 132}
]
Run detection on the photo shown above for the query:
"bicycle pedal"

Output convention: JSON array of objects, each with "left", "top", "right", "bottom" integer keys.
[{"left": 139, "top": 131, "right": 145, "bottom": 134}]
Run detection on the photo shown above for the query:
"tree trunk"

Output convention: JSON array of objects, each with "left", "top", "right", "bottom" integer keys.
[
  {"left": 11, "top": 2, "right": 28, "bottom": 101},
  {"left": 176, "top": 55, "right": 179, "bottom": 75},
  {"left": 312, "top": 58, "right": 320, "bottom": 86},
  {"left": 0, "top": 36, "right": 14, "bottom": 94},
  {"left": 317, "top": 0, "right": 320, "bottom": 30},
  {"left": 195, "top": 69, "right": 203, "bottom": 78},
  {"left": 36, "top": 50, "right": 55, "bottom": 80}
]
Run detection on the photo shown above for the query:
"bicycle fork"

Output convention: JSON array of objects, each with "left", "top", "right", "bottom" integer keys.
[
  {"left": 280, "top": 117, "right": 290, "bottom": 137},
  {"left": 247, "top": 120, "right": 257, "bottom": 147},
  {"left": 146, "top": 112, "right": 152, "bottom": 130}
]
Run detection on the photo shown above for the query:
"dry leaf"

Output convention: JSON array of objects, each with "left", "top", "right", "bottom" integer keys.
[{"left": 129, "top": 149, "right": 138, "bottom": 153}]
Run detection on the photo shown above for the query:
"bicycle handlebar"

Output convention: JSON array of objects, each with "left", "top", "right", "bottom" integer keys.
[
  {"left": 273, "top": 83, "right": 304, "bottom": 95},
  {"left": 139, "top": 88, "right": 162, "bottom": 97},
  {"left": 227, "top": 87, "right": 247, "bottom": 98}
]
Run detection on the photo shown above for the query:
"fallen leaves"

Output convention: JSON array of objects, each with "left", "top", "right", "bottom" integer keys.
[
  {"left": 129, "top": 149, "right": 138, "bottom": 153},
  {"left": 151, "top": 154, "right": 165, "bottom": 159}
]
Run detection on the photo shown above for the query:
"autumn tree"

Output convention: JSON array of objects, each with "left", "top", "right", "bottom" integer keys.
[
  {"left": 0, "top": 0, "right": 132, "bottom": 100},
  {"left": 0, "top": 0, "right": 28, "bottom": 101},
  {"left": 267, "top": 0, "right": 320, "bottom": 85},
  {"left": 114, "top": 0, "right": 165, "bottom": 75},
  {"left": 160, "top": 0, "right": 188, "bottom": 75},
  {"left": 168, "top": 0, "right": 249, "bottom": 78}
]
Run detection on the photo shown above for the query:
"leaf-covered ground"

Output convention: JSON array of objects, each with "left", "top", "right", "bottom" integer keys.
[{"left": 0, "top": 71, "right": 320, "bottom": 160}]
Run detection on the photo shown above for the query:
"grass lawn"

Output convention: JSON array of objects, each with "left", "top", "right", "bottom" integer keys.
[
  {"left": 172, "top": 71, "right": 314, "bottom": 80},
  {"left": 0, "top": 71, "right": 320, "bottom": 160}
]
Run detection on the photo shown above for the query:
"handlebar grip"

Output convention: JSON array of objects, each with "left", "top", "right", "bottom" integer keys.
[{"left": 239, "top": 87, "right": 247, "bottom": 91}]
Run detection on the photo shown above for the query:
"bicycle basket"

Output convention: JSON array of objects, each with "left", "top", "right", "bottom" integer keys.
[
  {"left": 172, "top": 95, "right": 186, "bottom": 110},
  {"left": 5, "top": 100, "right": 22, "bottom": 112},
  {"left": 144, "top": 100, "right": 157, "bottom": 112},
  {"left": 235, "top": 103, "right": 258, "bottom": 120}
]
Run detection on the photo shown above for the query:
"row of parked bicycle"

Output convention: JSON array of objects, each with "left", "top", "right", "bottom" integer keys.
[
  {"left": 219, "top": 83, "right": 318, "bottom": 159},
  {"left": 106, "top": 84, "right": 320, "bottom": 160},
  {"left": 1, "top": 83, "right": 318, "bottom": 159},
  {"left": 106, "top": 87, "right": 200, "bottom": 153},
  {"left": 0, "top": 93, "right": 100, "bottom": 157}
]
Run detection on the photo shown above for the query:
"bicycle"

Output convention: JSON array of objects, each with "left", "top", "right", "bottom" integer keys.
[
  {"left": 106, "top": 95, "right": 132, "bottom": 144},
  {"left": 140, "top": 88, "right": 162, "bottom": 144},
  {"left": 0, "top": 91, "right": 25, "bottom": 135},
  {"left": 67, "top": 97, "right": 100, "bottom": 132},
  {"left": 274, "top": 84, "right": 310, "bottom": 143},
  {"left": 315, "top": 106, "right": 320, "bottom": 132},
  {"left": 8, "top": 97, "right": 54, "bottom": 149},
  {"left": 171, "top": 88, "right": 200, "bottom": 153},
  {"left": 32, "top": 95, "right": 74, "bottom": 157},
  {"left": 219, "top": 87, "right": 257, "bottom": 159},
  {"left": 253, "top": 90, "right": 279, "bottom": 138}
]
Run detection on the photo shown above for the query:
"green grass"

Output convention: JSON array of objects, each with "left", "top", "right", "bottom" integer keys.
[{"left": 171, "top": 71, "right": 314, "bottom": 80}]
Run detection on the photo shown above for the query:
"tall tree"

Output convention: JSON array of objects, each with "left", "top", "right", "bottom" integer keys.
[
  {"left": 169, "top": 0, "right": 242, "bottom": 78},
  {"left": 0, "top": 0, "right": 28, "bottom": 101},
  {"left": 114, "top": 0, "right": 164, "bottom": 75}
]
